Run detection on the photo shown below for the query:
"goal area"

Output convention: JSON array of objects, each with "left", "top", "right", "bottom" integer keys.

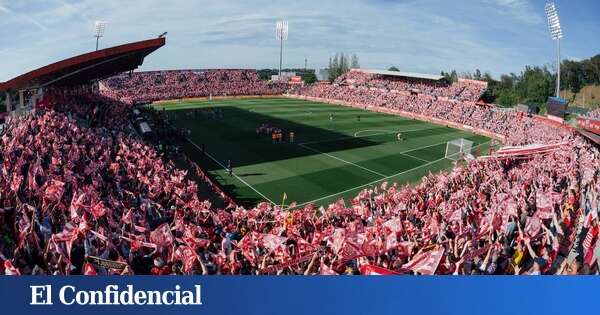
[{"left": 445, "top": 138, "right": 473, "bottom": 161}]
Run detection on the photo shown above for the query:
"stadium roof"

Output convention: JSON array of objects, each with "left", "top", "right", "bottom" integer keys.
[
  {"left": 358, "top": 69, "right": 445, "bottom": 81},
  {"left": 0, "top": 37, "right": 165, "bottom": 92}
]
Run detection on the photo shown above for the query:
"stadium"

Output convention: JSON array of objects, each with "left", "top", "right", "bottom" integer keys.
[{"left": 0, "top": 3, "right": 599, "bottom": 277}]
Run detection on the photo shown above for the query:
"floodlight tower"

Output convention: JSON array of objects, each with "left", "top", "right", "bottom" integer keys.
[
  {"left": 275, "top": 21, "right": 288, "bottom": 78},
  {"left": 545, "top": 2, "right": 563, "bottom": 98},
  {"left": 94, "top": 21, "right": 107, "bottom": 51}
]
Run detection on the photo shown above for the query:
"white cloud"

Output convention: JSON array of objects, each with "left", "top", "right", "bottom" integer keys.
[
  {"left": 0, "top": 2, "right": 48, "bottom": 31},
  {"left": 0, "top": 0, "right": 581, "bottom": 81},
  {"left": 482, "top": 0, "right": 543, "bottom": 24}
]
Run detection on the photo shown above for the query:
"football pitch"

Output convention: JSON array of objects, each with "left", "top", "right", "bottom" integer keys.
[{"left": 154, "top": 97, "right": 490, "bottom": 207}]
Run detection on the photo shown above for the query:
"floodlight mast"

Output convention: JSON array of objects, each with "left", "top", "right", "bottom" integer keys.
[
  {"left": 545, "top": 2, "right": 563, "bottom": 98},
  {"left": 275, "top": 21, "right": 288, "bottom": 78},
  {"left": 94, "top": 21, "right": 107, "bottom": 51}
]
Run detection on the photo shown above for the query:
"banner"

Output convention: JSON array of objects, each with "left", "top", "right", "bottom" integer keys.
[
  {"left": 401, "top": 247, "right": 445, "bottom": 275},
  {"left": 359, "top": 264, "right": 402, "bottom": 275},
  {"left": 87, "top": 256, "right": 129, "bottom": 271}
]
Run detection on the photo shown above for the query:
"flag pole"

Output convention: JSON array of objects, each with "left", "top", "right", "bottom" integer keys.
[{"left": 281, "top": 192, "right": 287, "bottom": 208}]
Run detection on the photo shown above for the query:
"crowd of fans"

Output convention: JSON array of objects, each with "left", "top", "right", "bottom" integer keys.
[
  {"left": 294, "top": 83, "right": 562, "bottom": 145},
  {"left": 0, "top": 74, "right": 599, "bottom": 276},
  {"left": 583, "top": 107, "right": 600, "bottom": 120},
  {"left": 101, "top": 69, "right": 286, "bottom": 104},
  {"left": 334, "top": 70, "right": 487, "bottom": 103}
]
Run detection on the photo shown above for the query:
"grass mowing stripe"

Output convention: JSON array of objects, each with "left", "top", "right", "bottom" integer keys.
[
  {"left": 296, "top": 140, "right": 490, "bottom": 207},
  {"left": 161, "top": 97, "right": 491, "bottom": 207},
  {"left": 297, "top": 126, "right": 436, "bottom": 146},
  {"left": 400, "top": 152, "right": 431, "bottom": 163},
  {"left": 186, "top": 137, "right": 277, "bottom": 205},
  {"left": 298, "top": 143, "right": 388, "bottom": 178}
]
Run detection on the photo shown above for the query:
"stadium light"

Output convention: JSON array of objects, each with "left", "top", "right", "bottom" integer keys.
[
  {"left": 275, "top": 21, "right": 288, "bottom": 78},
  {"left": 94, "top": 20, "right": 107, "bottom": 51},
  {"left": 545, "top": 2, "right": 563, "bottom": 98}
]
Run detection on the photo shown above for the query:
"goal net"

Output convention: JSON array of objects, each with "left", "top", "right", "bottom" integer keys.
[{"left": 445, "top": 138, "right": 473, "bottom": 161}]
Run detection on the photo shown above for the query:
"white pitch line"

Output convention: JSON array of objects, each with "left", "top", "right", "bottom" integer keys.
[
  {"left": 298, "top": 126, "right": 434, "bottom": 146},
  {"left": 186, "top": 138, "right": 277, "bottom": 205},
  {"left": 299, "top": 133, "right": 471, "bottom": 176},
  {"left": 353, "top": 129, "right": 396, "bottom": 137},
  {"left": 296, "top": 141, "right": 490, "bottom": 207},
  {"left": 400, "top": 137, "right": 464, "bottom": 154},
  {"left": 298, "top": 143, "right": 388, "bottom": 178},
  {"left": 400, "top": 152, "right": 430, "bottom": 163}
]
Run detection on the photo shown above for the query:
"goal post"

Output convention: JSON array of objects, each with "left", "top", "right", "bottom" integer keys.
[{"left": 445, "top": 138, "right": 473, "bottom": 161}]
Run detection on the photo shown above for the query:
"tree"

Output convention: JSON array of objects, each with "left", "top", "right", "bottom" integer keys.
[
  {"left": 329, "top": 54, "right": 339, "bottom": 81},
  {"left": 562, "top": 60, "right": 583, "bottom": 93},
  {"left": 450, "top": 70, "right": 458, "bottom": 83},
  {"left": 351, "top": 54, "right": 360, "bottom": 69},
  {"left": 339, "top": 53, "right": 349, "bottom": 74},
  {"left": 327, "top": 52, "right": 360, "bottom": 81},
  {"left": 303, "top": 72, "right": 317, "bottom": 84},
  {"left": 464, "top": 53, "right": 600, "bottom": 107},
  {"left": 389, "top": 66, "right": 400, "bottom": 72}
]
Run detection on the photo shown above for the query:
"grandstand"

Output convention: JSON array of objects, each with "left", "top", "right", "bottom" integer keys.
[
  {"left": 0, "top": 36, "right": 599, "bottom": 277},
  {"left": 332, "top": 69, "right": 488, "bottom": 103}
]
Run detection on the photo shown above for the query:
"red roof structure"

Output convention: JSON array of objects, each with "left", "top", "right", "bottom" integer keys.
[{"left": 0, "top": 37, "right": 165, "bottom": 92}]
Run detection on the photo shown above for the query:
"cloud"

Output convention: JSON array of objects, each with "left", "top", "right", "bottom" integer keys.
[
  {"left": 0, "top": 0, "right": 596, "bottom": 81},
  {"left": 0, "top": 2, "right": 48, "bottom": 31},
  {"left": 482, "top": 0, "right": 543, "bottom": 24}
]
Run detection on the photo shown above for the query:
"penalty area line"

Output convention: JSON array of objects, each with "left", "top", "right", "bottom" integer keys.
[{"left": 296, "top": 140, "right": 490, "bottom": 207}]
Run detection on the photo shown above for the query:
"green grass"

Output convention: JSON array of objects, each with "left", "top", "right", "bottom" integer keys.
[{"left": 153, "top": 97, "right": 490, "bottom": 208}]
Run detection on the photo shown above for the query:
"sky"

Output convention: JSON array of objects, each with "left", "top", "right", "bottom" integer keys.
[{"left": 0, "top": 0, "right": 599, "bottom": 82}]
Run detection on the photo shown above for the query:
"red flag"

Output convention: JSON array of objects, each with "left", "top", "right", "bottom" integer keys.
[
  {"left": 236, "top": 232, "right": 258, "bottom": 263},
  {"left": 401, "top": 246, "right": 445, "bottom": 275},
  {"left": 395, "top": 241, "right": 415, "bottom": 258},
  {"left": 505, "top": 198, "right": 518, "bottom": 217},
  {"left": 403, "top": 220, "right": 417, "bottom": 236},
  {"left": 536, "top": 191, "right": 553, "bottom": 211},
  {"left": 463, "top": 243, "right": 494, "bottom": 261},
  {"left": 69, "top": 192, "right": 87, "bottom": 220},
  {"left": 3, "top": 260, "right": 21, "bottom": 275},
  {"left": 180, "top": 224, "right": 209, "bottom": 250},
  {"left": 319, "top": 262, "right": 338, "bottom": 275},
  {"left": 261, "top": 234, "right": 287, "bottom": 252},
  {"left": 83, "top": 263, "right": 98, "bottom": 275},
  {"left": 428, "top": 216, "right": 440, "bottom": 237},
  {"left": 149, "top": 223, "right": 174, "bottom": 247},
  {"left": 52, "top": 222, "right": 80, "bottom": 258},
  {"left": 10, "top": 174, "right": 23, "bottom": 192},
  {"left": 524, "top": 216, "right": 542, "bottom": 237},
  {"left": 383, "top": 218, "right": 403, "bottom": 233},
  {"left": 90, "top": 201, "right": 107, "bottom": 219},
  {"left": 174, "top": 245, "right": 198, "bottom": 273},
  {"left": 478, "top": 215, "right": 491, "bottom": 235},
  {"left": 492, "top": 212, "right": 503, "bottom": 231},
  {"left": 44, "top": 180, "right": 65, "bottom": 202},
  {"left": 329, "top": 228, "right": 346, "bottom": 254},
  {"left": 27, "top": 162, "right": 39, "bottom": 192},
  {"left": 385, "top": 232, "right": 398, "bottom": 251},
  {"left": 360, "top": 264, "right": 401, "bottom": 275},
  {"left": 447, "top": 208, "right": 462, "bottom": 222}
]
